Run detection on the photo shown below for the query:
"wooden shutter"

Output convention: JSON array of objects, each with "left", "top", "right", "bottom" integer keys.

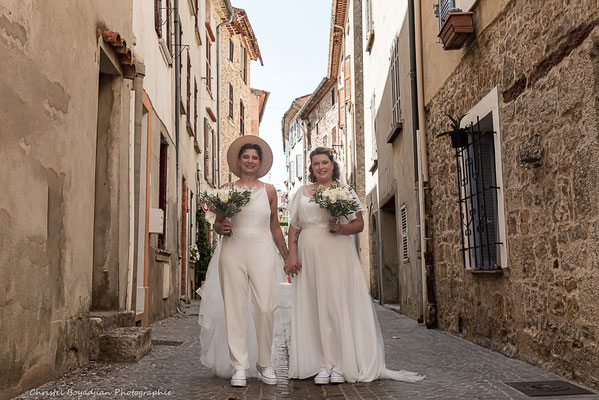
[
  {"left": 211, "top": 128, "right": 216, "bottom": 185},
  {"left": 166, "top": 0, "right": 172, "bottom": 54},
  {"left": 204, "top": 118, "right": 210, "bottom": 180},
  {"left": 206, "top": 37, "right": 212, "bottom": 93},
  {"left": 187, "top": 52, "right": 191, "bottom": 122},
  {"left": 194, "top": 79, "right": 198, "bottom": 135},
  {"left": 391, "top": 35, "right": 401, "bottom": 125},
  {"left": 228, "top": 84, "right": 234, "bottom": 118},
  {"left": 344, "top": 56, "right": 351, "bottom": 101},
  {"left": 155, "top": 0, "right": 162, "bottom": 37},
  {"left": 240, "top": 100, "right": 244, "bottom": 135},
  {"left": 401, "top": 203, "right": 408, "bottom": 262}
]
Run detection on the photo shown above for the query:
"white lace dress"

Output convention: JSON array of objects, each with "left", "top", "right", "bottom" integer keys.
[{"left": 287, "top": 185, "right": 424, "bottom": 383}]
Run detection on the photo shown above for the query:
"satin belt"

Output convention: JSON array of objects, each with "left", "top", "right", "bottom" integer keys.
[{"left": 232, "top": 227, "right": 271, "bottom": 232}]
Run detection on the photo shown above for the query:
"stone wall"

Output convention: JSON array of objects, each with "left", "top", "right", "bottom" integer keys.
[
  {"left": 424, "top": 0, "right": 599, "bottom": 389},
  {"left": 219, "top": 28, "right": 252, "bottom": 185}
]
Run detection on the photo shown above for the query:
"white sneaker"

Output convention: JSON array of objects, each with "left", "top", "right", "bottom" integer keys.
[
  {"left": 330, "top": 371, "right": 345, "bottom": 384},
  {"left": 256, "top": 363, "right": 278, "bottom": 385},
  {"left": 231, "top": 369, "right": 247, "bottom": 387},
  {"left": 314, "top": 369, "right": 331, "bottom": 385}
]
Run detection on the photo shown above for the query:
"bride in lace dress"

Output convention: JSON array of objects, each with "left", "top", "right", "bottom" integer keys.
[{"left": 284, "top": 147, "right": 424, "bottom": 384}]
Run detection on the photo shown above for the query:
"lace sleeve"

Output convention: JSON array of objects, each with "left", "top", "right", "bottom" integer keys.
[
  {"left": 345, "top": 186, "right": 364, "bottom": 222},
  {"left": 287, "top": 189, "right": 302, "bottom": 229}
]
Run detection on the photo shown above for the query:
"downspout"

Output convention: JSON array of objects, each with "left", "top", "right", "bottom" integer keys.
[
  {"left": 413, "top": 0, "right": 436, "bottom": 328},
  {"left": 174, "top": 0, "right": 182, "bottom": 300},
  {"left": 216, "top": 0, "right": 235, "bottom": 188}
]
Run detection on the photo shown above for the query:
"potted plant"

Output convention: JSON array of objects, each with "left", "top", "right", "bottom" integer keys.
[{"left": 437, "top": 114, "right": 470, "bottom": 148}]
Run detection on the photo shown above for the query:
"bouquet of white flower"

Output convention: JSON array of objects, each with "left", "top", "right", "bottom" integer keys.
[
  {"left": 202, "top": 186, "right": 252, "bottom": 236},
  {"left": 310, "top": 184, "right": 360, "bottom": 232}
]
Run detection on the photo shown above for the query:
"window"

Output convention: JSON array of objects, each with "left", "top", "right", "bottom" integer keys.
[
  {"left": 205, "top": 36, "right": 212, "bottom": 93},
  {"left": 158, "top": 139, "right": 168, "bottom": 248},
  {"left": 456, "top": 88, "right": 506, "bottom": 271},
  {"left": 323, "top": 134, "right": 328, "bottom": 148},
  {"left": 390, "top": 35, "right": 401, "bottom": 125},
  {"left": 154, "top": 0, "right": 162, "bottom": 37},
  {"left": 240, "top": 100, "right": 245, "bottom": 135},
  {"left": 212, "top": 129, "right": 217, "bottom": 185},
  {"left": 229, "top": 38, "right": 234, "bottom": 62},
  {"left": 203, "top": 118, "right": 211, "bottom": 181},
  {"left": 194, "top": 78, "right": 198, "bottom": 135},
  {"left": 228, "top": 84, "right": 234, "bottom": 118},
  {"left": 435, "top": 0, "right": 455, "bottom": 31},
  {"left": 400, "top": 203, "right": 408, "bottom": 262},
  {"left": 296, "top": 154, "right": 303, "bottom": 179},
  {"left": 186, "top": 51, "right": 191, "bottom": 123},
  {"left": 365, "top": 0, "right": 373, "bottom": 33},
  {"left": 371, "top": 93, "right": 377, "bottom": 160},
  {"left": 332, "top": 127, "right": 337, "bottom": 146},
  {"left": 166, "top": 0, "right": 172, "bottom": 54},
  {"left": 241, "top": 48, "right": 248, "bottom": 82},
  {"left": 344, "top": 56, "right": 351, "bottom": 101},
  {"left": 331, "top": 87, "right": 335, "bottom": 106},
  {"left": 289, "top": 160, "right": 296, "bottom": 184}
]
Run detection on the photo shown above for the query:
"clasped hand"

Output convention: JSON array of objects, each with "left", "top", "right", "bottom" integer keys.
[{"left": 284, "top": 255, "right": 301, "bottom": 277}]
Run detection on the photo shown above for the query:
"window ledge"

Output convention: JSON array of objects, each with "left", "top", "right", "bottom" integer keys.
[
  {"left": 469, "top": 268, "right": 503, "bottom": 275},
  {"left": 186, "top": 121, "right": 194, "bottom": 136},
  {"left": 369, "top": 159, "right": 378, "bottom": 173},
  {"left": 365, "top": 29, "right": 375, "bottom": 53},
  {"left": 387, "top": 121, "right": 403, "bottom": 143},
  {"left": 158, "top": 37, "right": 172, "bottom": 67}
]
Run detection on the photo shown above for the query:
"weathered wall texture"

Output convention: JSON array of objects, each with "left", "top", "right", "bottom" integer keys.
[
  {"left": 219, "top": 28, "right": 252, "bottom": 184},
  {"left": 0, "top": 1, "right": 133, "bottom": 398},
  {"left": 424, "top": 0, "right": 599, "bottom": 389}
]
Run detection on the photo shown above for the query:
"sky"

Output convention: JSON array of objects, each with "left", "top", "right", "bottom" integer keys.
[{"left": 232, "top": 0, "right": 332, "bottom": 190}]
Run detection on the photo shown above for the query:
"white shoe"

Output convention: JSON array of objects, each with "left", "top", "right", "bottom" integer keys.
[
  {"left": 256, "top": 363, "right": 278, "bottom": 385},
  {"left": 314, "top": 369, "right": 331, "bottom": 385},
  {"left": 330, "top": 371, "right": 345, "bottom": 384},
  {"left": 231, "top": 369, "right": 247, "bottom": 387}
]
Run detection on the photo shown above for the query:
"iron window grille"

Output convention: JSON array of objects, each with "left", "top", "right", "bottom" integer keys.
[{"left": 455, "top": 115, "right": 502, "bottom": 270}]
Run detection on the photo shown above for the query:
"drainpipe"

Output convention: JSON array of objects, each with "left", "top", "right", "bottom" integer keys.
[
  {"left": 174, "top": 0, "right": 181, "bottom": 295},
  {"left": 412, "top": 0, "right": 436, "bottom": 328},
  {"left": 216, "top": 0, "right": 235, "bottom": 188}
]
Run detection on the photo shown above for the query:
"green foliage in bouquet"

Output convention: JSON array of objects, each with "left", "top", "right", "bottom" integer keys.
[
  {"left": 310, "top": 183, "right": 360, "bottom": 223},
  {"left": 201, "top": 186, "right": 252, "bottom": 236}
]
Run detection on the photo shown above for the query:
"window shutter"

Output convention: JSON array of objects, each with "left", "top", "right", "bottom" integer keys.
[
  {"left": 211, "top": 129, "right": 216, "bottom": 185},
  {"left": 206, "top": 37, "right": 212, "bottom": 93},
  {"left": 228, "top": 84, "right": 234, "bottom": 118},
  {"left": 296, "top": 154, "right": 303, "bottom": 179},
  {"left": 187, "top": 52, "right": 191, "bottom": 123},
  {"left": 204, "top": 118, "right": 210, "bottom": 180},
  {"left": 240, "top": 100, "right": 244, "bottom": 135},
  {"left": 289, "top": 160, "right": 296, "bottom": 184},
  {"left": 344, "top": 56, "right": 351, "bottom": 101},
  {"left": 155, "top": 0, "right": 162, "bottom": 37},
  {"left": 390, "top": 35, "right": 401, "bottom": 125},
  {"left": 166, "top": 0, "right": 172, "bottom": 54},
  {"left": 194, "top": 79, "right": 198, "bottom": 136},
  {"left": 229, "top": 39, "right": 234, "bottom": 62},
  {"left": 401, "top": 203, "right": 408, "bottom": 262},
  {"left": 371, "top": 94, "right": 377, "bottom": 160}
]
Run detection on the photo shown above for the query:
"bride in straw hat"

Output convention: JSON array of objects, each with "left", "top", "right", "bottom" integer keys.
[{"left": 197, "top": 135, "right": 288, "bottom": 387}]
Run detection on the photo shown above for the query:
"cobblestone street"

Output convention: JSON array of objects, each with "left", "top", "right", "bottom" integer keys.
[{"left": 16, "top": 302, "right": 598, "bottom": 400}]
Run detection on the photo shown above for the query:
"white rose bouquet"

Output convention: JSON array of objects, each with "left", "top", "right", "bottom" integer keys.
[
  {"left": 201, "top": 186, "right": 251, "bottom": 236},
  {"left": 310, "top": 184, "right": 360, "bottom": 233}
]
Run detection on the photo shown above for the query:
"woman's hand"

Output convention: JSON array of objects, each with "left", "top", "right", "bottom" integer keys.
[
  {"left": 329, "top": 218, "right": 344, "bottom": 234},
  {"left": 215, "top": 218, "right": 233, "bottom": 236},
  {"left": 284, "top": 253, "right": 301, "bottom": 277}
]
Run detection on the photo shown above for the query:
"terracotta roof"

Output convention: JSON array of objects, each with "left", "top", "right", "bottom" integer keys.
[
  {"left": 221, "top": 7, "right": 263, "bottom": 65},
  {"left": 250, "top": 88, "right": 270, "bottom": 123},
  {"left": 281, "top": 94, "right": 311, "bottom": 144}
]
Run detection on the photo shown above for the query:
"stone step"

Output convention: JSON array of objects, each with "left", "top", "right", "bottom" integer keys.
[
  {"left": 97, "top": 327, "right": 152, "bottom": 363},
  {"left": 89, "top": 311, "right": 136, "bottom": 361}
]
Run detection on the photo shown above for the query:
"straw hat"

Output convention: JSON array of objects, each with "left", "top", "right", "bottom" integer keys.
[{"left": 226, "top": 135, "right": 273, "bottom": 178}]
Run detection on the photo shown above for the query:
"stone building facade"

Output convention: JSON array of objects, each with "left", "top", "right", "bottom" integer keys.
[
  {"left": 362, "top": 0, "right": 424, "bottom": 320},
  {"left": 218, "top": 7, "right": 262, "bottom": 185},
  {"left": 422, "top": 0, "right": 599, "bottom": 390}
]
